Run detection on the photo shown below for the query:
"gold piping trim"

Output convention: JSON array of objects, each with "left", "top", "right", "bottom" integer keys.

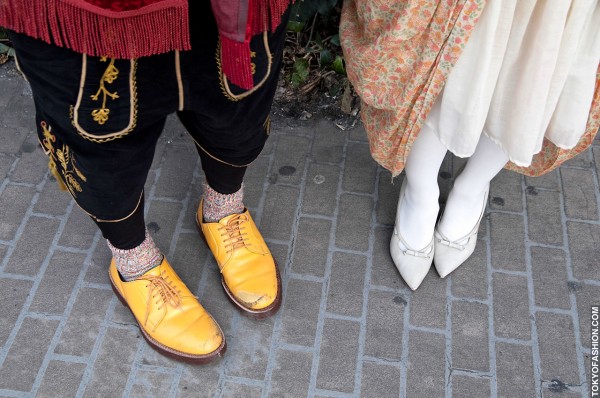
[
  {"left": 71, "top": 55, "right": 139, "bottom": 143},
  {"left": 186, "top": 134, "right": 249, "bottom": 168},
  {"left": 175, "top": 50, "right": 184, "bottom": 111},
  {"left": 217, "top": 32, "right": 272, "bottom": 102}
]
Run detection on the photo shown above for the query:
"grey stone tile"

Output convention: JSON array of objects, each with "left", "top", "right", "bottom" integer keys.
[
  {"left": 311, "top": 119, "right": 346, "bottom": 164},
  {"left": 130, "top": 370, "right": 175, "bottom": 397},
  {"left": 360, "top": 361, "right": 401, "bottom": 398},
  {"left": 35, "top": 360, "right": 86, "bottom": 398},
  {"left": 376, "top": 172, "right": 401, "bottom": 226},
  {"left": 83, "top": 327, "right": 139, "bottom": 398},
  {"left": 326, "top": 252, "right": 366, "bottom": 318},
  {"left": 343, "top": 142, "right": 377, "bottom": 194},
  {"left": 261, "top": 185, "right": 300, "bottom": 241},
  {"left": 58, "top": 208, "right": 97, "bottom": 249},
  {"left": 269, "top": 349, "right": 312, "bottom": 398},
  {"left": 371, "top": 227, "right": 404, "bottom": 290},
  {"left": 526, "top": 189, "right": 563, "bottom": 246},
  {"left": 0, "top": 126, "right": 31, "bottom": 154},
  {"left": 531, "top": 247, "right": 570, "bottom": 310},
  {"left": 364, "top": 290, "right": 404, "bottom": 361},
  {"left": 409, "top": 270, "right": 448, "bottom": 330},
  {"left": 291, "top": 217, "right": 331, "bottom": 277},
  {"left": 176, "top": 364, "right": 221, "bottom": 397},
  {"left": 0, "top": 153, "right": 16, "bottom": 181},
  {"left": 180, "top": 178, "right": 203, "bottom": 230},
  {"left": 541, "top": 386, "right": 583, "bottom": 397},
  {"left": 225, "top": 315, "right": 274, "bottom": 380},
  {"left": 0, "top": 317, "right": 59, "bottom": 391},
  {"left": 525, "top": 169, "right": 559, "bottom": 191},
  {"left": 536, "top": 312, "right": 580, "bottom": 385},
  {"left": 561, "top": 168, "right": 598, "bottom": 220},
  {"left": 450, "top": 242, "right": 488, "bottom": 300},
  {"left": 170, "top": 232, "right": 211, "bottom": 295},
  {"left": 567, "top": 221, "right": 600, "bottom": 281},
  {"left": 335, "top": 193, "right": 373, "bottom": 252},
  {"left": 490, "top": 170, "right": 523, "bottom": 212},
  {"left": 9, "top": 142, "right": 47, "bottom": 185},
  {"left": 348, "top": 124, "right": 367, "bottom": 142},
  {"left": 0, "top": 184, "right": 36, "bottom": 241},
  {"left": 244, "top": 155, "right": 270, "bottom": 209},
  {"left": 301, "top": 163, "right": 341, "bottom": 217},
  {"left": 406, "top": 331, "right": 446, "bottom": 398},
  {"left": 495, "top": 342, "right": 536, "bottom": 398},
  {"left": 5, "top": 216, "right": 61, "bottom": 276},
  {"left": 153, "top": 143, "right": 197, "bottom": 200},
  {"left": 145, "top": 200, "right": 183, "bottom": 252},
  {"left": 493, "top": 273, "right": 531, "bottom": 340},
  {"left": 452, "top": 301, "right": 489, "bottom": 372},
  {"left": 574, "top": 282, "right": 599, "bottom": 349},
  {"left": 221, "top": 382, "right": 262, "bottom": 398},
  {"left": 85, "top": 244, "right": 112, "bottom": 285},
  {"left": 55, "top": 287, "right": 113, "bottom": 357},
  {"left": 271, "top": 135, "right": 310, "bottom": 185},
  {"left": 316, "top": 318, "right": 360, "bottom": 393},
  {"left": 0, "top": 278, "right": 33, "bottom": 346},
  {"left": 562, "top": 148, "right": 594, "bottom": 169},
  {"left": 280, "top": 278, "right": 322, "bottom": 347},
  {"left": 451, "top": 375, "right": 491, "bottom": 398},
  {"left": 490, "top": 213, "right": 526, "bottom": 272},
  {"left": 29, "top": 251, "right": 85, "bottom": 314}
]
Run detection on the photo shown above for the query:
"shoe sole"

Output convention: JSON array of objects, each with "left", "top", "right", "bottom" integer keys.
[
  {"left": 109, "top": 271, "right": 227, "bottom": 364},
  {"left": 196, "top": 213, "right": 282, "bottom": 320}
]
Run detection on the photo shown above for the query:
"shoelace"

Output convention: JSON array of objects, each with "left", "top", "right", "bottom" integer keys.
[
  {"left": 138, "top": 271, "right": 182, "bottom": 331},
  {"left": 218, "top": 214, "right": 250, "bottom": 254}
]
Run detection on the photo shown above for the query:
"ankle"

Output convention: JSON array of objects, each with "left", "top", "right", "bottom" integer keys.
[
  {"left": 202, "top": 182, "right": 244, "bottom": 222},
  {"left": 108, "top": 229, "right": 163, "bottom": 281}
]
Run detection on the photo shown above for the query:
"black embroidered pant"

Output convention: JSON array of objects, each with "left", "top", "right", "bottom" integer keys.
[{"left": 8, "top": 1, "right": 289, "bottom": 249}]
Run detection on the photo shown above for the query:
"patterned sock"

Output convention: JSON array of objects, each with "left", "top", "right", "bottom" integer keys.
[
  {"left": 202, "top": 182, "right": 244, "bottom": 222},
  {"left": 107, "top": 228, "right": 164, "bottom": 281}
]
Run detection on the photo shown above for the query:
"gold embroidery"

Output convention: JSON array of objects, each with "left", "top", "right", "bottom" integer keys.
[
  {"left": 90, "top": 57, "right": 120, "bottom": 125},
  {"left": 40, "top": 121, "right": 87, "bottom": 197}
]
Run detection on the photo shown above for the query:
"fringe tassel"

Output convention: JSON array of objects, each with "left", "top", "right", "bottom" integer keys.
[
  {"left": 249, "top": 0, "right": 291, "bottom": 34},
  {"left": 220, "top": 36, "right": 254, "bottom": 90},
  {"left": 0, "top": 0, "right": 191, "bottom": 59}
]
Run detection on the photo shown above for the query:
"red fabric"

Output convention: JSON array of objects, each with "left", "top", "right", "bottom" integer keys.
[{"left": 85, "top": 0, "right": 163, "bottom": 11}]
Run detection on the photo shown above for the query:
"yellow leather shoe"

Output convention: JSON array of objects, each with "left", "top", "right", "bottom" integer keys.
[
  {"left": 109, "top": 257, "right": 226, "bottom": 363},
  {"left": 197, "top": 199, "right": 281, "bottom": 318}
]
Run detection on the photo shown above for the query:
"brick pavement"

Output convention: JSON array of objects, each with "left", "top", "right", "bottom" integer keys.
[{"left": 0, "top": 60, "right": 599, "bottom": 397}]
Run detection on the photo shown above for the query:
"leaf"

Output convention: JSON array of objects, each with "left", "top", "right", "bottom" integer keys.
[
  {"left": 291, "top": 58, "right": 310, "bottom": 87},
  {"left": 0, "top": 42, "right": 15, "bottom": 57},
  {"left": 319, "top": 49, "right": 332, "bottom": 66},
  {"left": 286, "top": 20, "right": 304, "bottom": 33},
  {"left": 331, "top": 56, "right": 345, "bottom": 75},
  {"left": 329, "top": 34, "right": 340, "bottom": 47}
]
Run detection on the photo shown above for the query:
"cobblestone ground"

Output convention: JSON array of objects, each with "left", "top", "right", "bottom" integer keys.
[{"left": 0, "top": 61, "right": 599, "bottom": 398}]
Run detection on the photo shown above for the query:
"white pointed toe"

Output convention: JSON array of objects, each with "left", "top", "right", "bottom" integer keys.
[
  {"left": 433, "top": 188, "right": 489, "bottom": 278},
  {"left": 390, "top": 179, "right": 434, "bottom": 291}
]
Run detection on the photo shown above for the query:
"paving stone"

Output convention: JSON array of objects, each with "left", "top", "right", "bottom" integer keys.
[
  {"left": 145, "top": 200, "right": 183, "bottom": 253},
  {"left": 153, "top": 144, "right": 197, "bottom": 200},
  {"left": 562, "top": 148, "right": 594, "bottom": 169},
  {"left": 451, "top": 375, "right": 491, "bottom": 398},
  {"left": 490, "top": 170, "right": 523, "bottom": 213},
  {"left": 83, "top": 327, "right": 139, "bottom": 397},
  {"left": 36, "top": 360, "right": 86, "bottom": 398},
  {"left": 244, "top": 155, "right": 270, "bottom": 209},
  {"left": 55, "top": 287, "right": 113, "bottom": 357},
  {"left": 280, "top": 278, "right": 322, "bottom": 347},
  {"left": 526, "top": 188, "right": 563, "bottom": 246},
  {"left": 58, "top": 208, "right": 97, "bottom": 249},
  {"left": 574, "top": 282, "right": 600, "bottom": 349},
  {"left": 271, "top": 135, "right": 310, "bottom": 185},
  {"left": 335, "top": 193, "right": 373, "bottom": 252},
  {"left": 261, "top": 185, "right": 300, "bottom": 241},
  {"left": 269, "top": 349, "right": 312, "bottom": 398},
  {"left": 0, "top": 317, "right": 59, "bottom": 392},
  {"left": 5, "top": 216, "right": 61, "bottom": 276},
  {"left": 493, "top": 273, "right": 531, "bottom": 340},
  {"left": 364, "top": 290, "right": 404, "bottom": 361},
  {"left": 0, "top": 126, "right": 30, "bottom": 154},
  {"left": 195, "top": 266, "right": 236, "bottom": 335},
  {"left": 0, "top": 278, "right": 33, "bottom": 347},
  {"left": 370, "top": 227, "right": 404, "bottom": 290},
  {"left": 567, "top": 221, "right": 600, "bottom": 281},
  {"left": 409, "top": 270, "right": 448, "bottom": 330},
  {"left": 301, "top": 163, "right": 341, "bottom": 217},
  {"left": 225, "top": 315, "right": 274, "bottom": 380},
  {"left": 536, "top": 312, "right": 580, "bottom": 385},
  {"left": 452, "top": 300, "right": 489, "bottom": 372},
  {"left": 376, "top": 173, "right": 401, "bottom": 226},
  {"left": 525, "top": 169, "right": 559, "bottom": 191},
  {"left": 220, "top": 382, "right": 262, "bottom": 398},
  {"left": 326, "top": 252, "right": 366, "bottom": 318},
  {"left": 561, "top": 168, "right": 598, "bottom": 220},
  {"left": 490, "top": 213, "right": 526, "bottom": 272},
  {"left": 311, "top": 119, "right": 346, "bottom": 164},
  {"left": 360, "top": 361, "right": 400, "bottom": 398},
  {"left": 541, "top": 386, "right": 583, "bottom": 397},
  {"left": 495, "top": 342, "right": 536, "bottom": 398},
  {"left": 85, "top": 244, "right": 112, "bottom": 285},
  {"left": 170, "top": 232, "right": 211, "bottom": 294},
  {"left": 130, "top": 370, "right": 175, "bottom": 398},
  {"left": 291, "top": 217, "right": 331, "bottom": 277},
  {"left": 316, "top": 318, "right": 360, "bottom": 393},
  {"left": 0, "top": 184, "right": 36, "bottom": 241},
  {"left": 343, "top": 142, "right": 377, "bottom": 194},
  {"left": 406, "top": 331, "right": 446, "bottom": 398},
  {"left": 179, "top": 177, "right": 203, "bottom": 231},
  {"left": 176, "top": 364, "right": 221, "bottom": 397},
  {"left": 531, "top": 247, "right": 571, "bottom": 310},
  {"left": 29, "top": 251, "right": 85, "bottom": 314},
  {"left": 9, "top": 142, "right": 47, "bottom": 185},
  {"left": 0, "top": 153, "right": 15, "bottom": 182},
  {"left": 450, "top": 242, "right": 488, "bottom": 300}
]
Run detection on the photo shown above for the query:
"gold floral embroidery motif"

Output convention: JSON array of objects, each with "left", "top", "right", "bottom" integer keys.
[
  {"left": 40, "top": 121, "right": 87, "bottom": 197},
  {"left": 90, "top": 57, "right": 120, "bottom": 125}
]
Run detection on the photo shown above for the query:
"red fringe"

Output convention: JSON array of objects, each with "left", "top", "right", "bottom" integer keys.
[
  {"left": 0, "top": 0, "right": 191, "bottom": 59},
  {"left": 221, "top": 36, "right": 254, "bottom": 90}
]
